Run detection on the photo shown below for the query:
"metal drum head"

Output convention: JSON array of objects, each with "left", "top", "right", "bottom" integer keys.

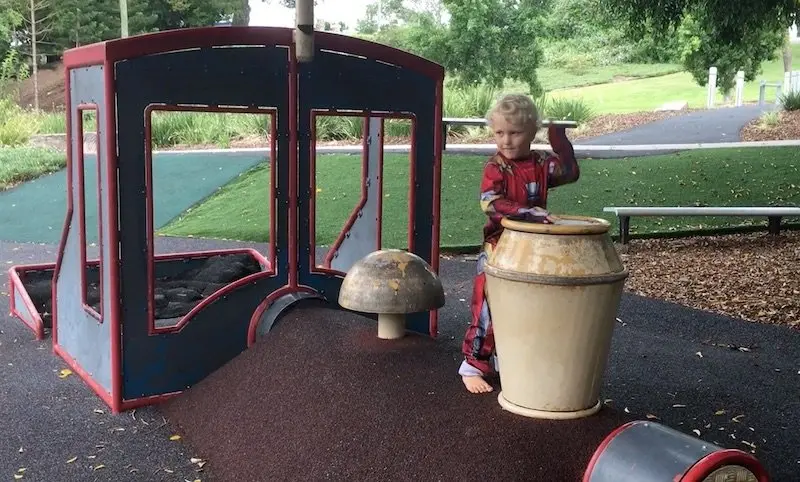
[{"left": 702, "top": 465, "right": 758, "bottom": 482}]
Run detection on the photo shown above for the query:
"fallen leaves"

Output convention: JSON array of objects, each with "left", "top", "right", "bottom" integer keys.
[
  {"left": 58, "top": 368, "right": 72, "bottom": 379},
  {"left": 620, "top": 231, "right": 800, "bottom": 328},
  {"left": 740, "top": 110, "right": 800, "bottom": 142}
]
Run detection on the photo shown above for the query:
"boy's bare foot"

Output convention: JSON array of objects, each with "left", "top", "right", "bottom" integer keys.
[{"left": 462, "top": 375, "right": 493, "bottom": 394}]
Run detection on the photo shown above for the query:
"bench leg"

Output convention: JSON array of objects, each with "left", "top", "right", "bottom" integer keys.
[
  {"left": 768, "top": 216, "right": 782, "bottom": 235},
  {"left": 619, "top": 216, "right": 630, "bottom": 244},
  {"left": 442, "top": 125, "right": 448, "bottom": 151}
]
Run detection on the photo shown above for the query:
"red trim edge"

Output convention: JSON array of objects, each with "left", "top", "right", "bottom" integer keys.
[
  {"left": 7, "top": 265, "right": 48, "bottom": 340},
  {"left": 582, "top": 420, "right": 639, "bottom": 482},
  {"left": 681, "top": 449, "right": 770, "bottom": 482}
]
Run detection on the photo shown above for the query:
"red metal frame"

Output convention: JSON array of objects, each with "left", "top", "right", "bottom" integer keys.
[
  {"left": 246, "top": 285, "right": 320, "bottom": 347},
  {"left": 582, "top": 420, "right": 636, "bottom": 481},
  {"left": 7, "top": 263, "right": 57, "bottom": 340},
  {"left": 75, "top": 104, "right": 103, "bottom": 322},
  {"left": 142, "top": 104, "right": 277, "bottom": 335},
  {"left": 102, "top": 57, "right": 123, "bottom": 412}
]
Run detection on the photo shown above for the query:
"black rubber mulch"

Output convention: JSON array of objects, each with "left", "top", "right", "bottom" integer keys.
[
  {"left": 161, "top": 301, "right": 633, "bottom": 481},
  {"left": 3, "top": 237, "right": 799, "bottom": 481}
]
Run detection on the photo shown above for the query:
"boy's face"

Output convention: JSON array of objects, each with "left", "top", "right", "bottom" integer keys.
[{"left": 490, "top": 113, "right": 535, "bottom": 160}]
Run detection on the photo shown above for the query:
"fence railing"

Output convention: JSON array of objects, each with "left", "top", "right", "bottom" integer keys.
[
  {"left": 441, "top": 117, "right": 578, "bottom": 150},
  {"left": 707, "top": 67, "right": 800, "bottom": 108}
]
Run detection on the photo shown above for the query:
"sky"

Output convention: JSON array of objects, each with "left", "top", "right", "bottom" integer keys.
[{"left": 249, "top": 0, "right": 373, "bottom": 31}]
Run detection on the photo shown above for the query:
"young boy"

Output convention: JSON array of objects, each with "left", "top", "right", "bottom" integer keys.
[{"left": 459, "top": 93, "right": 581, "bottom": 394}]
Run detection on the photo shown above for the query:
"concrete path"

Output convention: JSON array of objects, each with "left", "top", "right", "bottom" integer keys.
[
  {"left": 575, "top": 104, "right": 777, "bottom": 158},
  {"left": 581, "top": 104, "right": 774, "bottom": 145}
]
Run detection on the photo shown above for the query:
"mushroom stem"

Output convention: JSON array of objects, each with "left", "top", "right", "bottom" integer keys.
[{"left": 377, "top": 313, "right": 406, "bottom": 339}]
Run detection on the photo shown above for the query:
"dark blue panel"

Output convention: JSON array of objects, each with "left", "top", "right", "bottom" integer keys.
[
  {"left": 114, "top": 46, "right": 292, "bottom": 400},
  {"left": 122, "top": 275, "right": 288, "bottom": 398},
  {"left": 115, "top": 46, "right": 291, "bottom": 107}
]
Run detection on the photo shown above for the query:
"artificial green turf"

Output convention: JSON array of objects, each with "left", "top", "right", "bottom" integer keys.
[{"left": 158, "top": 147, "right": 800, "bottom": 248}]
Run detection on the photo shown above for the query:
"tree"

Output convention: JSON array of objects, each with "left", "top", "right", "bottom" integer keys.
[
  {"left": 602, "top": 0, "right": 799, "bottom": 93},
  {"left": 263, "top": 0, "right": 322, "bottom": 8},
  {"left": 675, "top": 7, "right": 784, "bottom": 96},
  {"left": 0, "top": 2, "right": 24, "bottom": 65},
  {"left": 232, "top": 0, "right": 250, "bottom": 25},
  {"left": 440, "top": 0, "right": 547, "bottom": 95}
]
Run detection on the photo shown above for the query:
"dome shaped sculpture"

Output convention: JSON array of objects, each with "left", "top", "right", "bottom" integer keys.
[{"left": 338, "top": 249, "right": 445, "bottom": 339}]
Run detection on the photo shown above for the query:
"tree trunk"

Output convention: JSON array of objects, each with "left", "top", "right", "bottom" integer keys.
[
  {"left": 783, "top": 30, "right": 792, "bottom": 73},
  {"left": 30, "top": 0, "right": 39, "bottom": 111},
  {"left": 232, "top": 0, "right": 250, "bottom": 25}
]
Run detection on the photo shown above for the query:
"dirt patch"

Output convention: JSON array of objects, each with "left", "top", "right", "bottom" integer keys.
[
  {"left": 13, "top": 62, "right": 66, "bottom": 112},
  {"left": 740, "top": 110, "right": 800, "bottom": 141},
  {"left": 619, "top": 231, "right": 800, "bottom": 328}
]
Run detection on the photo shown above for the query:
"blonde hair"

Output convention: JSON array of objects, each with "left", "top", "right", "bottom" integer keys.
[{"left": 485, "top": 93, "right": 540, "bottom": 135}]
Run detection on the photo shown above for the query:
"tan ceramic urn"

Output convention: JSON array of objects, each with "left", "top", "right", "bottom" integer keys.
[{"left": 483, "top": 215, "right": 628, "bottom": 419}]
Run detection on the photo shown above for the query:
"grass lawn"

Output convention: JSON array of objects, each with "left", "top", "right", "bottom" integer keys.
[
  {"left": 549, "top": 45, "right": 800, "bottom": 113},
  {"left": 537, "top": 63, "right": 683, "bottom": 91},
  {"left": 159, "top": 147, "right": 800, "bottom": 248},
  {"left": 0, "top": 146, "right": 67, "bottom": 191}
]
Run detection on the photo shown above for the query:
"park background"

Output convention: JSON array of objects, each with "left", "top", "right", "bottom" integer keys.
[{"left": 0, "top": 0, "right": 798, "bottom": 328}]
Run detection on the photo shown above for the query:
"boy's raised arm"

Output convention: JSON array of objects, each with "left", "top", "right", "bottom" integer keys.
[{"left": 546, "top": 125, "right": 580, "bottom": 188}]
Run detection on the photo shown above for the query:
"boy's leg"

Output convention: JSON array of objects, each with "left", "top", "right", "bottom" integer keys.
[{"left": 459, "top": 248, "right": 496, "bottom": 393}]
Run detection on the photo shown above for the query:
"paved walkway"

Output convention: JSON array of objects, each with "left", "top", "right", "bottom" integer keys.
[
  {"left": 0, "top": 150, "right": 266, "bottom": 244},
  {"left": 576, "top": 104, "right": 776, "bottom": 158},
  {"left": 581, "top": 104, "right": 774, "bottom": 145}
]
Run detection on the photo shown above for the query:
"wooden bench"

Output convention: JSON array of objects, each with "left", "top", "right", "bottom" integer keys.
[
  {"left": 603, "top": 206, "right": 800, "bottom": 244},
  {"left": 441, "top": 118, "right": 577, "bottom": 150}
]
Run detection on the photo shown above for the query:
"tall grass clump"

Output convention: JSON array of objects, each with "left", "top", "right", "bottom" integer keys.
[
  {"left": 35, "top": 110, "right": 69, "bottom": 133},
  {"left": 779, "top": 90, "right": 800, "bottom": 111},
  {"left": 0, "top": 146, "right": 66, "bottom": 190},
  {"left": 150, "top": 111, "right": 270, "bottom": 148},
  {"left": 0, "top": 97, "right": 41, "bottom": 146},
  {"left": 544, "top": 97, "right": 596, "bottom": 124}
]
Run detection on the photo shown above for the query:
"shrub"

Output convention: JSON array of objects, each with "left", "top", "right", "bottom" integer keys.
[
  {"left": 0, "top": 97, "right": 40, "bottom": 146},
  {"left": 779, "top": 91, "right": 800, "bottom": 111},
  {"left": 544, "top": 97, "right": 596, "bottom": 125}
]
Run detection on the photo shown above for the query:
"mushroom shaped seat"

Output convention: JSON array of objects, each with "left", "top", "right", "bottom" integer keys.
[{"left": 338, "top": 249, "right": 445, "bottom": 339}]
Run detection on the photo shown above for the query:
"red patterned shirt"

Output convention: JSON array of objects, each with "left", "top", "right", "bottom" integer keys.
[{"left": 478, "top": 127, "right": 578, "bottom": 245}]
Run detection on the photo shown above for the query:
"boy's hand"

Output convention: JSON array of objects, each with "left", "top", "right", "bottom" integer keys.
[{"left": 516, "top": 207, "right": 556, "bottom": 224}]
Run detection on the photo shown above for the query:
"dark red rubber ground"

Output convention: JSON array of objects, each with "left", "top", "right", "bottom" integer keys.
[{"left": 160, "top": 302, "right": 634, "bottom": 481}]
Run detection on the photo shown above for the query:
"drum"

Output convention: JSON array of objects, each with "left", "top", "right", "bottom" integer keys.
[
  {"left": 584, "top": 420, "right": 769, "bottom": 481},
  {"left": 483, "top": 215, "right": 627, "bottom": 419}
]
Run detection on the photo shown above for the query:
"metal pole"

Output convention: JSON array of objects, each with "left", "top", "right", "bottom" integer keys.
[
  {"left": 120, "top": 0, "right": 129, "bottom": 38},
  {"left": 295, "top": 0, "right": 314, "bottom": 62}
]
